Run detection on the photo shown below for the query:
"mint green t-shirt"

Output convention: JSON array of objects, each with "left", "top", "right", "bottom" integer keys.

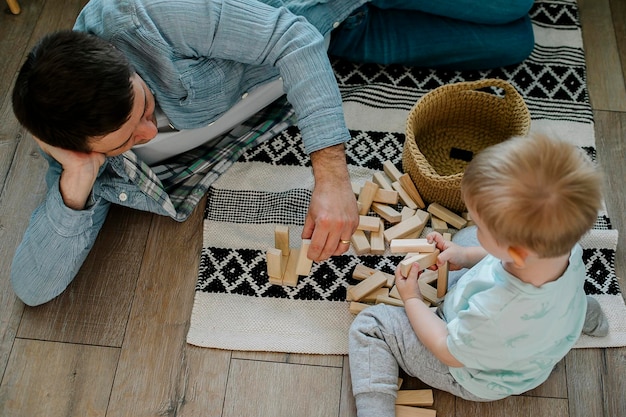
[{"left": 443, "top": 245, "right": 587, "bottom": 400}]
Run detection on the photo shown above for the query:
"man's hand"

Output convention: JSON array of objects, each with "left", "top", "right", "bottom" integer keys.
[
  {"left": 303, "top": 144, "right": 359, "bottom": 261},
  {"left": 34, "top": 137, "right": 106, "bottom": 210}
]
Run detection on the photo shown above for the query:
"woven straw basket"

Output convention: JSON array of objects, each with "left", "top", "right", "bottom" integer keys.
[{"left": 402, "top": 79, "right": 530, "bottom": 213}]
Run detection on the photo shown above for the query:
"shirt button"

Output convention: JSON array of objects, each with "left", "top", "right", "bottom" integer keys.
[
  {"left": 332, "top": 21, "right": 340, "bottom": 29},
  {"left": 241, "top": 92, "right": 249, "bottom": 99},
  {"left": 119, "top": 192, "right": 128, "bottom": 202}
]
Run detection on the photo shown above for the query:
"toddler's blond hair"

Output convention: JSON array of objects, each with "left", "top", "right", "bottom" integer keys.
[{"left": 461, "top": 134, "right": 603, "bottom": 257}]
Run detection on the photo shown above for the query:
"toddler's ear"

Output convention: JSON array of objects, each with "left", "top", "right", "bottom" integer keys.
[{"left": 507, "top": 246, "right": 529, "bottom": 267}]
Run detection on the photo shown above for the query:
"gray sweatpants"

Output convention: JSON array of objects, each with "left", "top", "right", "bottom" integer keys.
[{"left": 348, "top": 227, "right": 487, "bottom": 417}]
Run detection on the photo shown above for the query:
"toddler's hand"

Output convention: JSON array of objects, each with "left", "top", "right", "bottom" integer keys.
[
  {"left": 427, "top": 232, "right": 466, "bottom": 271},
  {"left": 395, "top": 263, "right": 423, "bottom": 302}
]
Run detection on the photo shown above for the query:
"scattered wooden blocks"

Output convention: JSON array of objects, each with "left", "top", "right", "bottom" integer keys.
[
  {"left": 384, "top": 211, "right": 430, "bottom": 242},
  {"left": 427, "top": 203, "right": 467, "bottom": 230},
  {"left": 418, "top": 269, "right": 444, "bottom": 305},
  {"left": 372, "top": 202, "right": 402, "bottom": 223},
  {"left": 396, "top": 390, "right": 434, "bottom": 407},
  {"left": 358, "top": 215, "right": 382, "bottom": 232},
  {"left": 395, "top": 405, "right": 436, "bottom": 417},
  {"left": 357, "top": 180, "right": 379, "bottom": 215},
  {"left": 430, "top": 216, "right": 448, "bottom": 233},
  {"left": 383, "top": 160, "right": 403, "bottom": 182},
  {"left": 349, "top": 301, "right": 371, "bottom": 315},
  {"left": 376, "top": 295, "right": 404, "bottom": 307},
  {"left": 370, "top": 220, "right": 386, "bottom": 255},
  {"left": 373, "top": 188, "right": 399, "bottom": 205},
  {"left": 399, "top": 250, "right": 440, "bottom": 277},
  {"left": 399, "top": 173, "right": 426, "bottom": 209},
  {"left": 392, "top": 181, "right": 419, "bottom": 210},
  {"left": 390, "top": 238, "right": 436, "bottom": 254},
  {"left": 351, "top": 229, "right": 371, "bottom": 255},
  {"left": 347, "top": 271, "right": 388, "bottom": 301},
  {"left": 373, "top": 171, "right": 394, "bottom": 190}
]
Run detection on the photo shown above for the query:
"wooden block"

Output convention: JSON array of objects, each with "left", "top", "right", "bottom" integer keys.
[
  {"left": 384, "top": 212, "right": 429, "bottom": 242},
  {"left": 395, "top": 405, "right": 437, "bottom": 417},
  {"left": 437, "top": 232, "right": 451, "bottom": 298},
  {"left": 358, "top": 215, "right": 381, "bottom": 232},
  {"left": 351, "top": 229, "right": 371, "bottom": 255},
  {"left": 370, "top": 220, "right": 386, "bottom": 255},
  {"left": 437, "top": 260, "right": 449, "bottom": 298},
  {"left": 400, "top": 207, "right": 416, "bottom": 221},
  {"left": 390, "top": 238, "right": 436, "bottom": 253},
  {"left": 427, "top": 203, "right": 467, "bottom": 229},
  {"left": 372, "top": 171, "right": 394, "bottom": 190},
  {"left": 266, "top": 247, "right": 285, "bottom": 282},
  {"left": 398, "top": 378, "right": 404, "bottom": 389},
  {"left": 275, "top": 225, "right": 290, "bottom": 254},
  {"left": 282, "top": 249, "right": 300, "bottom": 287},
  {"left": 375, "top": 295, "right": 404, "bottom": 307},
  {"left": 373, "top": 188, "right": 399, "bottom": 205},
  {"left": 430, "top": 216, "right": 448, "bottom": 233},
  {"left": 399, "top": 250, "right": 440, "bottom": 277},
  {"left": 383, "top": 160, "right": 403, "bottom": 182},
  {"left": 351, "top": 181, "right": 362, "bottom": 195},
  {"left": 418, "top": 269, "right": 443, "bottom": 304},
  {"left": 399, "top": 173, "right": 426, "bottom": 208},
  {"left": 392, "top": 181, "right": 418, "bottom": 210},
  {"left": 362, "top": 287, "right": 389, "bottom": 303},
  {"left": 347, "top": 271, "right": 388, "bottom": 301},
  {"left": 396, "top": 390, "right": 434, "bottom": 407},
  {"left": 349, "top": 301, "right": 371, "bottom": 315},
  {"left": 295, "top": 239, "right": 313, "bottom": 276},
  {"left": 371, "top": 202, "right": 402, "bottom": 223},
  {"left": 352, "top": 264, "right": 394, "bottom": 287},
  {"left": 352, "top": 264, "right": 379, "bottom": 280},
  {"left": 389, "top": 285, "right": 401, "bottom": 299},
  {"left": 357, "top": 180, "right": 379, "bottom": 215}
]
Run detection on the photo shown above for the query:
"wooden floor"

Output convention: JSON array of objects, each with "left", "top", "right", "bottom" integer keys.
[{"left": 1, "top": 0, "right": 625, "bottom": 416}]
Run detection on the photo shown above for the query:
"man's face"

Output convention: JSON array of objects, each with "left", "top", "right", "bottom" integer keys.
[{"left": 88, "top": 74, "right": 158, "bottom": 157}]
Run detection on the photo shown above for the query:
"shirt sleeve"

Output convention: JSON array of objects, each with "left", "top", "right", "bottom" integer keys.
[
  {"left": 11, "top": 158, "right": 110, "bottom": 306},
  {"left": 175, "top": 0, "right": 350, "bottom": 153}
]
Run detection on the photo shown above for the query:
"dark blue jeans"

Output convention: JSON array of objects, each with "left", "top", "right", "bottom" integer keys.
[{"left": 329, "top": 0, "right": 535, "bottom": 70}]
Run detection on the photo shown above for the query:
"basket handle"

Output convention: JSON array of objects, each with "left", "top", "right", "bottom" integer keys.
[{"left": 456, "top": 78, "right": 521, "bottom": 102}]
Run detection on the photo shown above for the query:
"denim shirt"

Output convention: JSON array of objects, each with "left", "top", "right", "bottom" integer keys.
[{"left": 12, "top": 0, "right": 366, "bottom": 306}]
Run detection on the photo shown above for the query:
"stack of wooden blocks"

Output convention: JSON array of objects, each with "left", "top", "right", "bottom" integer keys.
[{"left": 394, "top": 380, "right": 438, "bottom": 417}]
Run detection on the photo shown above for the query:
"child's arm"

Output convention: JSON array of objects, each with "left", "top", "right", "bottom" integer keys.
[{"left": 396, "top": 263, "right": 464, "bottom": 367}]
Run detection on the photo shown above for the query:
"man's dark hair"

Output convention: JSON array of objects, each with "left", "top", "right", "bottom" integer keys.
[{"left": 12, "top": 30, "right": 135, "bottom": 152}]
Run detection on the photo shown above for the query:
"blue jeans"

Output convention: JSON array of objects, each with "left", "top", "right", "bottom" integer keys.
[{"left": 328, "top": 0, "right": 535, "bottom": 70}]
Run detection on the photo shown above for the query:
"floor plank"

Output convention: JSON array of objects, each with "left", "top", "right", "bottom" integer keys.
[
  {"left": 456, "top": 395, "right": 568, "bottom": 417},
  {"left": 577, "top": 0, "right": 626, "bottom": 111},
  {"left": 339, "top": 357, "right": 357, "bottom": 417},
  {"left": 175, "top": 346, "right": 232, "bottom": 417},
  {"left": 0, "top": 135, "right": 49, "bottom": 378},
  {"left": 565, "top": 348, "right": 606, "bottom": 417},
  {"left": 609, "top": 0, "right": 626, "bottom": 81},
  {"left": 222, "top": 359, "right": 342, "bottom": 417},
  {"left": 604, "top": 348, "right": 626, "bottom": 417},
  {"left": 17, "top": 206, "right": 152, "bottom": 347},
  {"left": 0, "top": 339, "right": 118, "bottom": 417},
  {"left": 232, "top": 350, "right": 343, "bottom": 367},
  {"left": 106, "top": 203, "right": 205, "bottom": 416}
]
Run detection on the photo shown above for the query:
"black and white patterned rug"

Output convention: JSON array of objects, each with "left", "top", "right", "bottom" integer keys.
[{"left": 187, "top": 0, "right": 626, "bottom": 353}]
